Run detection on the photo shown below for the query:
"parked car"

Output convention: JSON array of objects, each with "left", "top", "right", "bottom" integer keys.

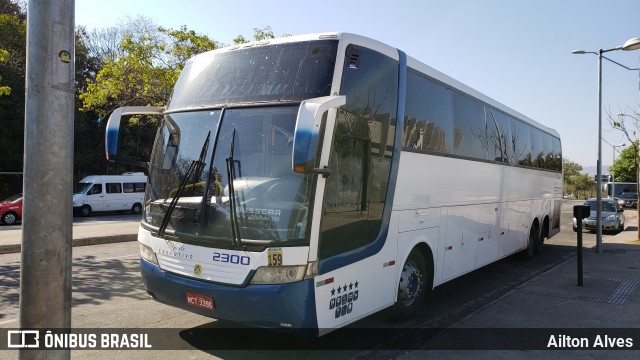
[
  {"left": 617, "top": 192, "right": 638, "bottom": 208},
  {"left": 0, "top": 193, "right": 23, "bottom": 225},
  {"left": 573, "top": 198, "right": 625, "bottom": 233}
]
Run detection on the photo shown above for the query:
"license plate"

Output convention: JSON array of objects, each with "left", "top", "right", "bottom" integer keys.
[{"left": 186, "top": 292, "right": 214, "bottom": 311}]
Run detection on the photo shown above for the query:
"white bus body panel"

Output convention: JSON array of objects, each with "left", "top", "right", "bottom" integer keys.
[
  {"left": 393, "top": 152, "right": 560, "bottom": 286},
  {"left": 314, "top": 219, "right": 399, "bottom": 333}
]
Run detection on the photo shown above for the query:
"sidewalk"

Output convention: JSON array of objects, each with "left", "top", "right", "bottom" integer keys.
[
  {"left": 400, "top": 221, "right": 640, "bottom": 358},
  {"left": 0, "top": 219, "right": 139, "bottom": 254}
]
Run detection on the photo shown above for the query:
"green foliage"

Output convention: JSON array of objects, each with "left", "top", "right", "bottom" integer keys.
[
  {"left": 159, "top": 25, "right": 218, "bottom": 66},
  {"left": 572, "top": 173, "right": 596, "bottom": 200},
  {"left": 1, "top": 17, "right": 280, "bottom": 184},
  {"left": 233, "top": 26, "right": 287, "bottom": 44},
  {"left": 609, "top": 142, "right": 639, "bottom": 182},
  {"left": 77, "top": 24, "right": 219, "bottom": 175},
  {"left": 0, "top": 12, "right": 26, "bottom": 174},
  {"left": 0, "top": 48, "right": 10, "bottom": 95},
  {"left": 79, "top": 33, "right": 174, "bottom": 117},
  {"left": 79, "top": 25, "right": 217, "bottom": 119},
  {"left": 563, "top": 158, "right": 595, "bottom": 199}
]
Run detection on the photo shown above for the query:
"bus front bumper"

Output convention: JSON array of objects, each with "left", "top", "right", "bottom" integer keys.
[{"left": 140, "top": 259, "right": 318, "bottom": 331}]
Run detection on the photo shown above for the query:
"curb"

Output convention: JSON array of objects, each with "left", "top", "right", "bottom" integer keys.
[{"left": 0, "top": 234, "right": 137, "bottom": 255}]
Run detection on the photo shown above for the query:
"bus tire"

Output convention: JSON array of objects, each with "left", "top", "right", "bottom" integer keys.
[
  {"left": 390, "top": 249, "right": 430, "bottom": 321},
  {"left": 535, "top": 219, "right": 548, "bottom": 255},
  {"left": 522, "top": 224, "right": 538, "bottom": 260},
  {"left": 131, "top": 203, "right": 142, "bottom": 214},
  {"left": 80, "top": 205, "right": 92, "bottom": 217}
]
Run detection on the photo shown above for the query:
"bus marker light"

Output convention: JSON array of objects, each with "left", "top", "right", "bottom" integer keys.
[
  {"left": 445, "top": 246, "right": 453, "bottom": 251},
  {"left": 383, "top": 260, "right": 396, "bottom": 267},
  {"left": 316, "top": 277, "right": 334, "bottom": 288}
]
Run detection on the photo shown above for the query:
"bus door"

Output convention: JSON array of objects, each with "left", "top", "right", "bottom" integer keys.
[{"left": 312, "top": 45, "right": 400, "bottom": 330}]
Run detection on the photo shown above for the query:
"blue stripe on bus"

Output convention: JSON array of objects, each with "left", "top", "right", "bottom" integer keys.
[
  {"left": 318, "top": 50, "right": 407, "bottom": 274},
  {"left": 106, "top": 127, "right": 119, "bottom": 157},
  {"left": 140, "top": 260, "right": 319, "bottom": 330}
]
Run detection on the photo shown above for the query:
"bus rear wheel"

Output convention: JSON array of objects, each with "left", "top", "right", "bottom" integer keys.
[
  {"left": 521, "top": 224, "right": 538, "bottom": 260},
  {"left": 390, "top": 249, "right": 430, "bottom": 321}
]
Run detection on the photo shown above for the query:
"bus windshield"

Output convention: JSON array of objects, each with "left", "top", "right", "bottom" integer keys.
[
  {"left": 168, "top": 40, "right": 338, "bottom": 110},
  {"left": 144, "top": 106, "right": 313, "bottom": 247}
]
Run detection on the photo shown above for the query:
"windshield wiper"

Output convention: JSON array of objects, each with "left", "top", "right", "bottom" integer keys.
[
  {"left": 158, "top": 131, "right": 211, "bottom": 237},
  {"left": 226, "top": 129, "right": 243, "bottom": 250}
]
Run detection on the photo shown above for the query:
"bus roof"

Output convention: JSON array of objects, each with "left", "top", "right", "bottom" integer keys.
[{"left": 183, "top": 32, "right": 559, "bottom": 139}]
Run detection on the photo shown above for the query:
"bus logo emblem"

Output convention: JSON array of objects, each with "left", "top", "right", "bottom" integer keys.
[{"left": 194, "top": 264, "right": 203, "bottom": 276}]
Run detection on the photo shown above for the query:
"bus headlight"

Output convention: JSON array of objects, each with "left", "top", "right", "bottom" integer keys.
[
  {"left": 140, "top": 243, "right": 158, "bottom": 265},
  {"left": 250, "top": 265, "right": 307, "bottom": 284},
  {"left": 144, "top": 205, "right": 153, "bottom": 223}
]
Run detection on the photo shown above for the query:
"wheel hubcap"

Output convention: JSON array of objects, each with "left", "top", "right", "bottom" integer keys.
[
  {"left": 398, "top": 261, "right": 423, "bottom": 306},
  {"left": 4, "top": 214, "right": 16, "bottom": 224}
]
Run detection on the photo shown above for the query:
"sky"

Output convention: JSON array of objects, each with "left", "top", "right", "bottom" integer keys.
[{"left": 75, "top": 0, "right": 640, "bottom": 171}]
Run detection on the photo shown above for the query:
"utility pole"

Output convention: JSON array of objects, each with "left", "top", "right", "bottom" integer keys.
[{"left": 20, "top": 1, "right": 75, "bottom": 359}]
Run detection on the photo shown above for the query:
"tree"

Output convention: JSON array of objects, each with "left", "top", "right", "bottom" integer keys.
[
  {"left": 608, "top": 108, "right": 640, "bottom": 238},
  {"left": 0, "top": 10, "right": 26, "bottom": 174},
  {"left": 78, "top": 22, "right": 218, "bottom": 174},
  {"left": 609, "top": 142, "right": 638, "bottom": 182},
  {"left": 0, "top": 48, "right": 10, "bottom": 95},
  {"left": 572, "top": 173, "right": 596, "bottom": 200},
  {"left": 233, "top": 26, "right": 290, "bottom": 44},
  {"left": 563, "top": 158, "right": 595, "bottom": 199},
  {"left": 80, "top": 22, "right": 217, "bottom": 118}
]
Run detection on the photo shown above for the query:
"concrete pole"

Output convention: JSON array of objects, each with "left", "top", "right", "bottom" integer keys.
[
  {"left": 595, "top": 49, "right": 603, "bottom": 254},
  {"left": 20, "top": 1, "right": 75, "bottom": 359}
]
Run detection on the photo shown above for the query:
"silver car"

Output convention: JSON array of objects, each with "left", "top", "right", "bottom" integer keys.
[{"left": 573, "top": 198, "right": 625, "bottom": 233}]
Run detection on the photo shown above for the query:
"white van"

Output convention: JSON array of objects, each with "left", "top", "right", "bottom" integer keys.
[{"left": 73, "top": 172, "right": 147, "bottom": 216}]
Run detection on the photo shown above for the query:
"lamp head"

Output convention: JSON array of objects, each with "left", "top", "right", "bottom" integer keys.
[{"left": 622, "top": 38, "right": 640, "bottom": 51}]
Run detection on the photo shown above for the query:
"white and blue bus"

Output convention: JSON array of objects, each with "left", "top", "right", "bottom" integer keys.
[{"left": 106, "top": 33, "right": 562, "bottom": 335}]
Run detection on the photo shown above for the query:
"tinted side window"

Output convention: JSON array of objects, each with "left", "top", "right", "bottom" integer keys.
[
  {"left": 403, "top": 71, "right": 453, "bottom": 153},
  {"left": 530, "top": 128, "right": 544, "bottom": 168},
  {"left": 123, "top": 183, "right": 134, "bottom": 193},
  {"left": 487, "top": 108, "right": 511, "bottom": 163},
  {"left": 106, "top": 183, "right": 122, "bottom": 194},
  {"left": 452, "top": 92, "right": 487, "bottom": 160},
  {"left": 542, "top": 134, "right": 554, "bottom": 170},
  {"left": 552, "top": 137, "right": 562, "bottom": 171},
  {"left": 511, "top": 118, "right": 531, "bottom": 166},
  {"left": 320, "top": 46, "right": 398, "bottom": 259}
]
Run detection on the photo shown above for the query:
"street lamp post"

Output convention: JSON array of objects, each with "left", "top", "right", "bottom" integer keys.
[{"left": 572, "top": 37, "right": 640, "bottom": 254}]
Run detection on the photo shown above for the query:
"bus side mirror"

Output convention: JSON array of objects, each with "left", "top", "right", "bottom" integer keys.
[
  {"left": 105, "top": 106, "right": 164, "bottom": 161},
  {"left": 292, "top": 95, "right": 346, "bottom": 174}
]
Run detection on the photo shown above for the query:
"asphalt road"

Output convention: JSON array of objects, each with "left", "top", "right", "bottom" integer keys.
[{"left": 0, "top": 201, "right": 635, "bottom": 359}]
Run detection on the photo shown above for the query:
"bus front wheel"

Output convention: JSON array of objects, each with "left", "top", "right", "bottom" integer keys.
[{"left": 390, "top": 249, "right": 430, "bottom": 321}]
